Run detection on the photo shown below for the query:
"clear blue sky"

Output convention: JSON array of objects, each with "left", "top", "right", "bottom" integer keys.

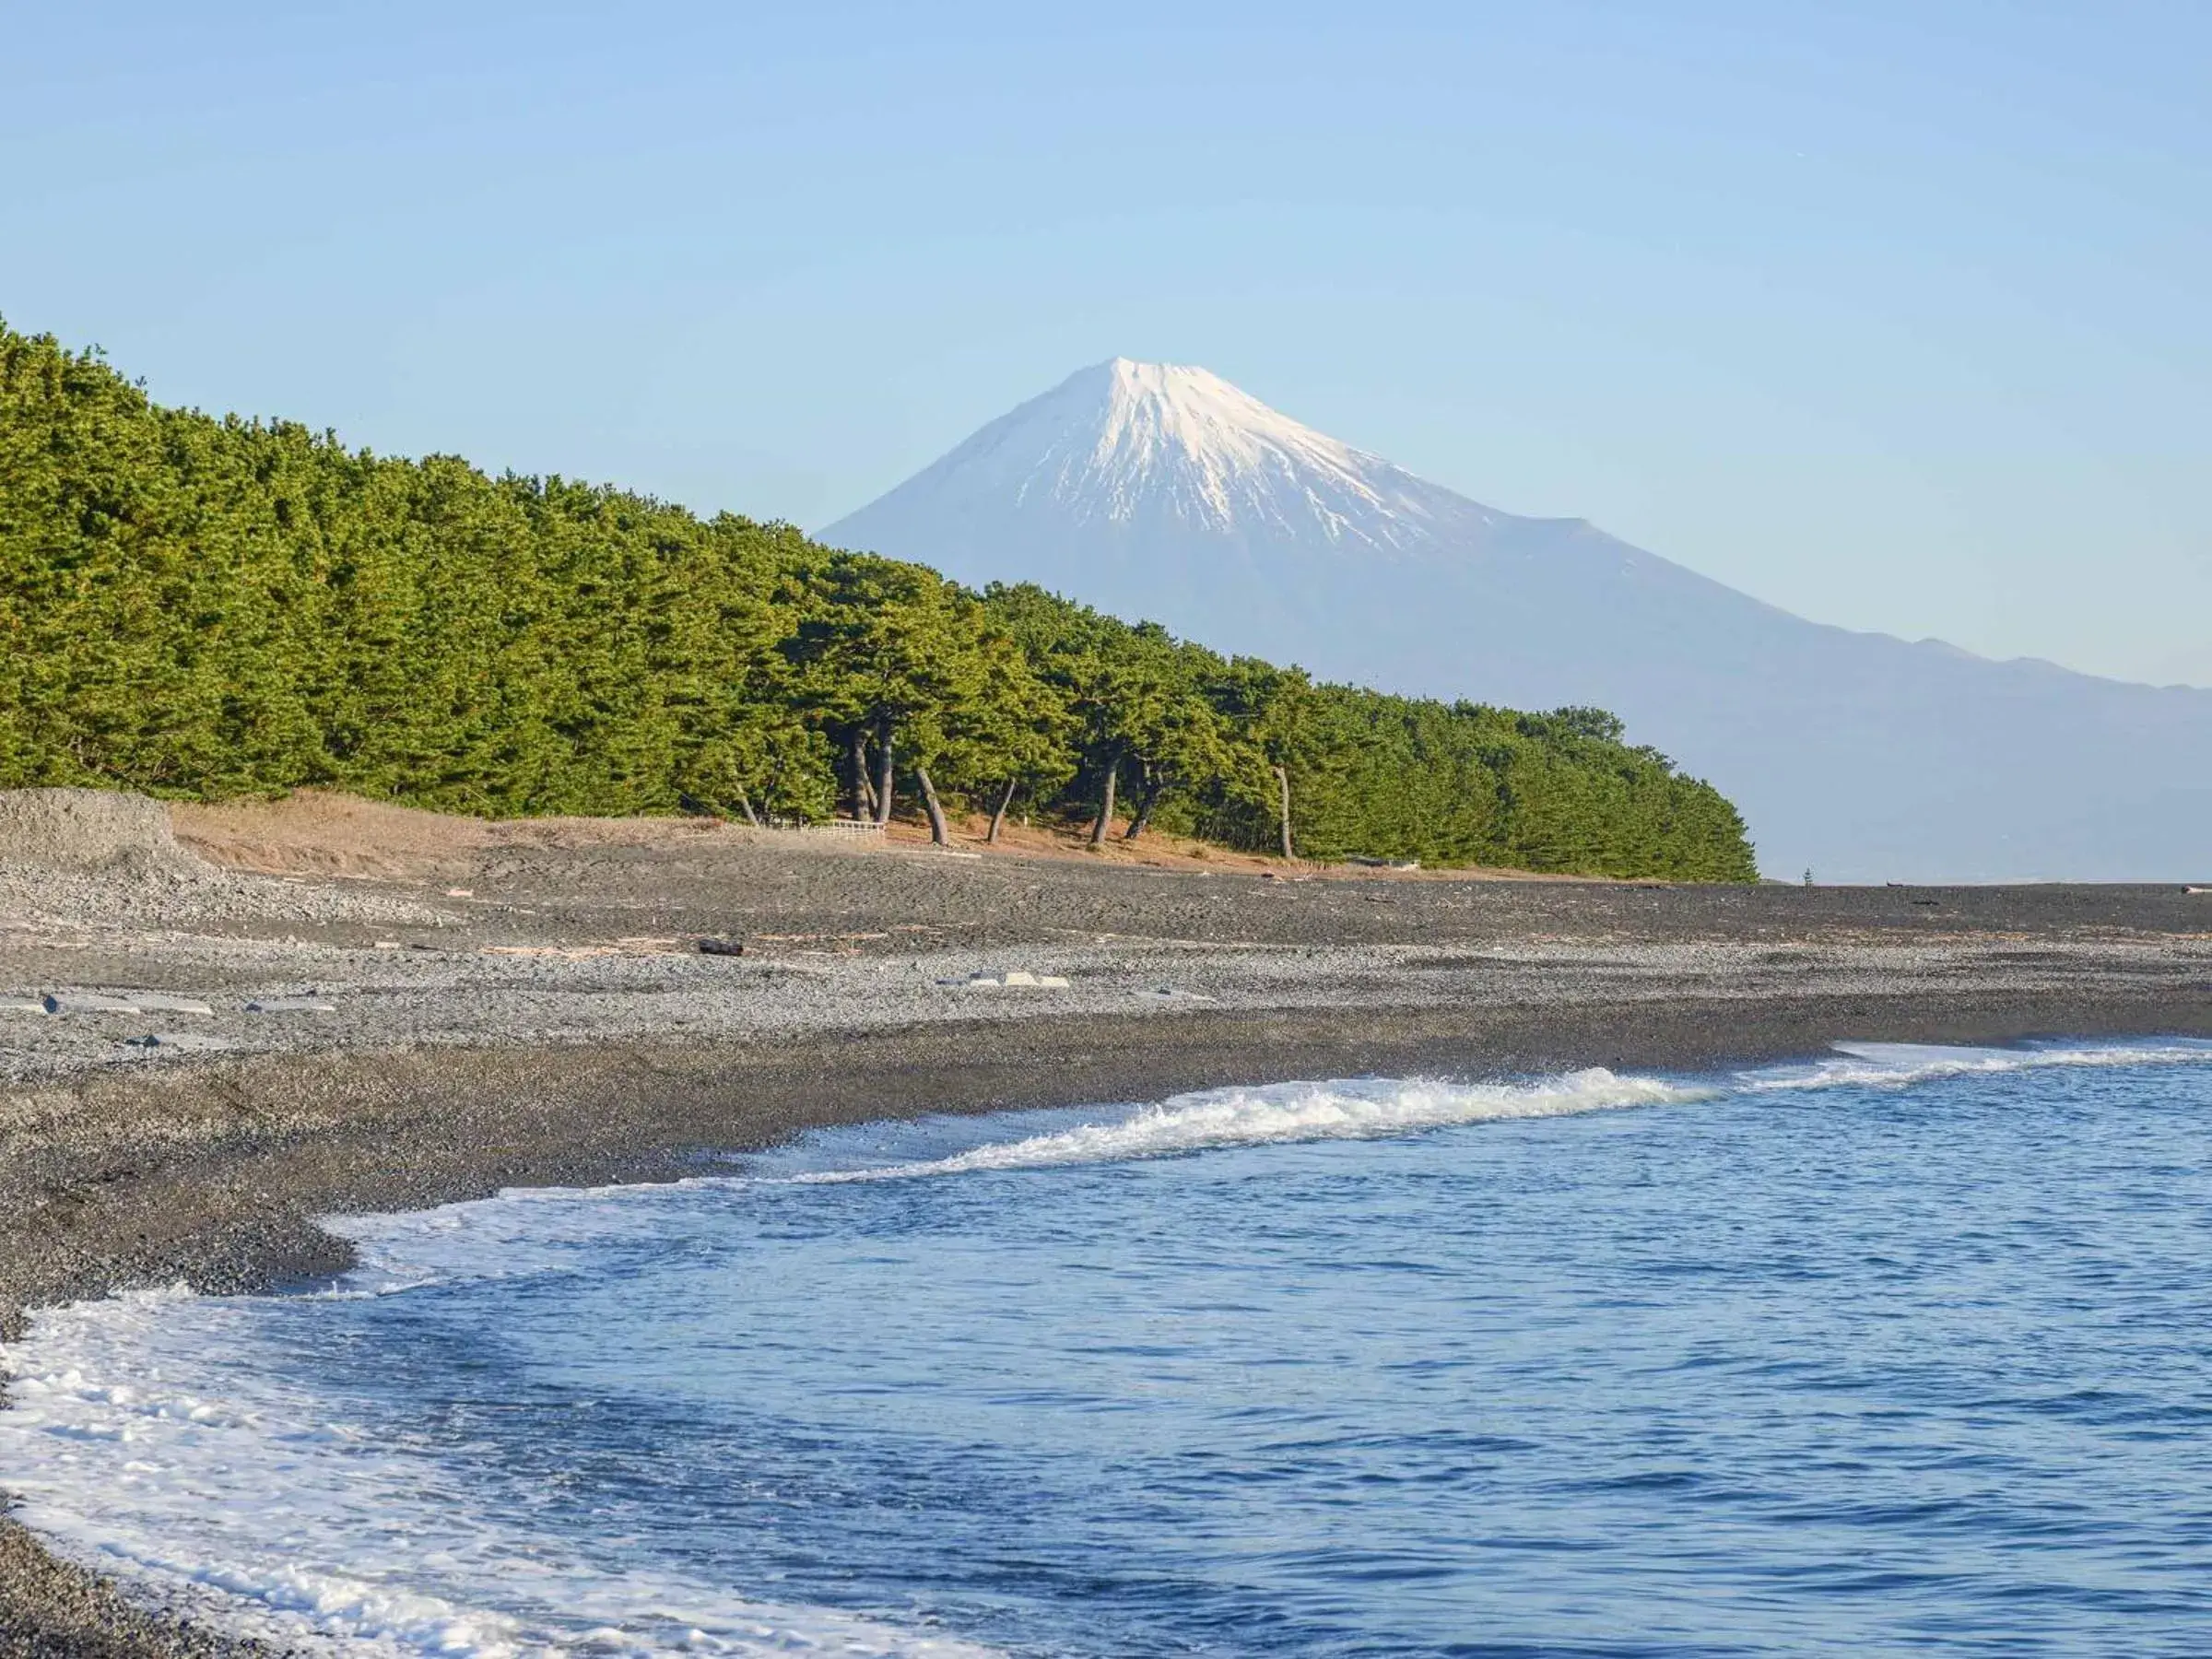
[{"left": 7, "top": 2, "right": 2207, "bottom": 685}]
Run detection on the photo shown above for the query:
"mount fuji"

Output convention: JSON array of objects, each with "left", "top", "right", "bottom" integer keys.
[{"left": 823, "top": 360, "right": 2211, "bottom": 882}]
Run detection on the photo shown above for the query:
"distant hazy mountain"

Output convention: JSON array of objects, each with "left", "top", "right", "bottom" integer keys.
[{"left": 824, "top": 360, "right": 2211, "bottom": 882}]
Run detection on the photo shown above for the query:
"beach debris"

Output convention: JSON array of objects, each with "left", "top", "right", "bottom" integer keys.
[
  {"left": 698, "top": 936, "right": 747, "bottom": 957},
  {"left": 245, "top": 997, "right": 337, "bottom": 1013},
  {"left": 445, "top": 888, "right": 475, "bottom": 898},
  {"left": 0, "top": 998, "right": 47, "bottom": 1014},
  {"left": 483, "top": 941, "right": 680, "bottom": 959},
  {"left": 41, "top": 993, "right": 144, "bottom": 1015},
  {"left": 122, "top": 993, "right": 216, "bottom": 1015},
  {"left": 373, "top": 940, "right": 402, "bottom": 949},
  {"left": 948, "top": 970, "right": 1071, "bottom": 989},
  {"left": 121, "top": 1031, "right": 237, "bottom": 1052},
  {"left": 2187, "top": 887, "right": 2209, "bottom": 895},
  {"left": 1147, "top": 986, "right": 1212, "bottom": 1001}
]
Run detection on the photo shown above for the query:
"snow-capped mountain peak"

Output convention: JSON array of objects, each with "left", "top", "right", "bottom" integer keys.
[
  {"left": 821, "top": 357, "right": 2212, "bottom": 882},
  {"left": 1076, "top": 358, "right": 1382, "bottom": 525},
  {"left": 887, "top": 358, "right": 1494, "bottom": 552}
]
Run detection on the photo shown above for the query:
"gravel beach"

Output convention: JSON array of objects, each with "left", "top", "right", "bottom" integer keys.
[{"left": 4, "top": 790, "right": 2209, "bottom": 1654}]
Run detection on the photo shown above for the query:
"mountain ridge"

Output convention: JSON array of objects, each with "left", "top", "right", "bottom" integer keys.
[{"left": 824, "top": 361, "right": 2212, "bottom": 882}]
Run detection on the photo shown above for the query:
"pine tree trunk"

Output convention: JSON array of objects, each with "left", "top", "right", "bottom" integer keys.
[
  {"left": 986, "top": 778, "right": 1017, "bottom": 843},
  {"left": 1089, "top": 756, "right": 1118, "bottom": 845},
  {"left": 915, "top": 767, "right": 951, "bottom": 846},
  {"left": 1275, "top": 764, "right": 1295, "bottom": 861},
  {"left": 1126, "top": 773, "right": 1161, "bottom": 841},
  {"left": 735, "top": 788, "right": 761, "bottom": 829},
  {"left": 849, "top": 730, "right": 875, "bottom": 820},
  {"left": 874, "top": 717, "right": 896, "bottom": 826}
]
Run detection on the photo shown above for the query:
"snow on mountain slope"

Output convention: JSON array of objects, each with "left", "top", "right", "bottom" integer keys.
[
  {"left": 822, "top": 362, "right": 2212, "bottom": 883},
  {"left": 841, "top": 359, "right": 1498, "bottom": 559},
  {"left": 926, "top": 358, "right": 1488, "bottom": 547}
]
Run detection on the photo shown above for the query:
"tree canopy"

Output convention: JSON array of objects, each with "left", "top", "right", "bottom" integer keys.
[{"left": 0, "top": 320, "right": 1756, "bottom": 881}]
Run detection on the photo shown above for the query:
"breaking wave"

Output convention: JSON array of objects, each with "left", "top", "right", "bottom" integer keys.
[
  {"left": 788, "top": 1070, "right": 1701, "bottom": 1183},
  {"left": 6, "top": 1037, "right": 2211, "bottom": 1655},
  {"left": 1742, "top": 1038, "right": 2212, "bottom": 1093},
  {"left": 784, "top": 1040, "right": 2212, "bottom": 1185}
]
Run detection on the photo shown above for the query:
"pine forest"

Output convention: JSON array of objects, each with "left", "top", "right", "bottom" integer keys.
[{"left": 0, "top": 323, "right": 1758, "bottom": 880}]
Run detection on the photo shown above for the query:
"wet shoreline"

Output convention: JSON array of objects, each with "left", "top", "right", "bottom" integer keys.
[{"left": 6, "top": 817, "right": 2210, "bottom": 1653}]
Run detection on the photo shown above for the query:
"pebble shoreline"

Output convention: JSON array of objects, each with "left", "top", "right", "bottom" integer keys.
[{"left": 5, "top": 806, "right": 2210, "bottom": 1654}]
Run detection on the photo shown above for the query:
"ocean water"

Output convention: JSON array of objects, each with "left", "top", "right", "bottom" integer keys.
[{"left": 6, "top": 1041, "right": 2212, "bottom": 1657}]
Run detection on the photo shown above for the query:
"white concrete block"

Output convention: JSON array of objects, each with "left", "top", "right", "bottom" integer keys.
[
  {"left": 124, "top": 994, "right": 215, "bottom": 1016},
  {"left": 41, "top": 994, "right": 143, "bottom": 1015}
]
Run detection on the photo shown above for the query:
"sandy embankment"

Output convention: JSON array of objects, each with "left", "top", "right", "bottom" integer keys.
[{"left": 3, "top": 787, "right": 2209, "bottom": 1654}]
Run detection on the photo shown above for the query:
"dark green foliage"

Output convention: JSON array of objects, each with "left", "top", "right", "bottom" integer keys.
[
  {"left": 0, "top": 320, "right": 1757, "bottom": 879},
  {"left": 985, "top": 585, "right": 1754, "bottom": 879}
]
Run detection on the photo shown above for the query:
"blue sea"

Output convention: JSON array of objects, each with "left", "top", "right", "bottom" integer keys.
[{"left": 6, "top": 1041, "right": 2212, "bottom": 1657}]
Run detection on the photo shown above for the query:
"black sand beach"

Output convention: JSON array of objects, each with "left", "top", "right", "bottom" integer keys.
[{"left": 5, "top": 791, "right": 2209, "bottom": 1654}]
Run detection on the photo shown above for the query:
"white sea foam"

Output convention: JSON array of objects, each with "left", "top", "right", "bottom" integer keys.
[
  {"left": 0, "top": 1288, "right": 1000, "bottom": 1657},
  {"left": 1739, "top": 1038, "right": 2212, "bottom": 1095},
  {"left": 8, "top": 1040, "right": 2210, "bottom": 1654},
  {"left": 785, "top": 1041, "right": 2212, "bottom": 1185},
  {"left": 789, "top": 1070, "right": 1704, "bottom": 1183}
]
